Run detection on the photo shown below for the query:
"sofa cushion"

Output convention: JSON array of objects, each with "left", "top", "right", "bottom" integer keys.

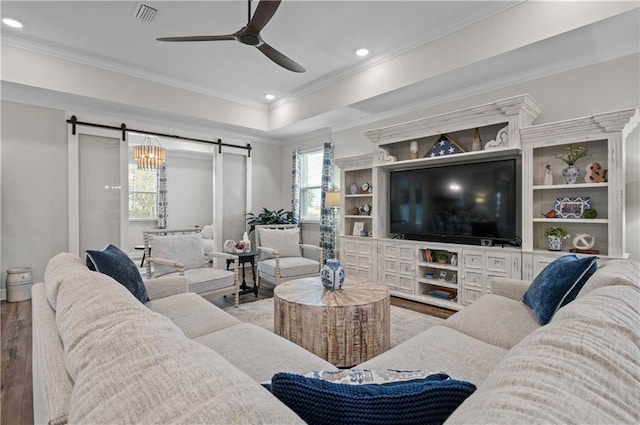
[
  {"left": 55, "top": 267, "right": 304, "bottom": 424},
  {"left": 258, "top": 257, "right": 319, "bottom": 278},
  {"left": 146, "top": 292, "right": 241, "bottom": 338},
  {"left": 523, "top": 254, "right": 597, "bottom": 325},
  {"left": 445, "top": 284, "right": 640, "bottom": 425},
  {"left": 86, "top": 244, "right": 149, "bottom": 303},
  {"left": 150, "top": 233, "right": 206, "bottom": 277},
  {"left": 357, "top": 325, "right": 507, "bottom": 385},
  {"left": 259, "top": 227, "right": 301, "bottom": 259},
  {"left": 31, "top": 283, "right": 74, "bottom": 425},
  {"left": 195, "top": 323, "right": 336, "bottom": 383},
  {"left": 443, "top": 294, "right": 540, "bottom": 349},
  {"left": 267, "top": 371, "right": 476, "bottom": 425},
  {"left": 44, "top": 252, "right": 91, "bottom": 310},
  {"left": 577, "top": 259, "right": 640, "bottom": 297}
]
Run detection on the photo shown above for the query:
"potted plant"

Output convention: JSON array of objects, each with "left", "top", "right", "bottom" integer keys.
[
  {"left": 543, "top": 226, "right": 569, "bottom": 251},
  {"left": 436, "top": 253, "right": 449, "bottom": 264},
  {"left": 246, "top": 208, "right": 297, "bottom": 233},
  {"left": 556, "top": 144, "right": 590, "bottom": 184}
]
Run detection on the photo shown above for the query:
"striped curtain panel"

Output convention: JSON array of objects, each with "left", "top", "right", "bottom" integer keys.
[
  {"left": 157, "top": 163, "right": 168, "bottom": 229},
  {"left": 320, "top": 142, "right": 335, "bottom": 260},
  {"left": 291, "top": 149, "right": 301, "bottom": 223}
]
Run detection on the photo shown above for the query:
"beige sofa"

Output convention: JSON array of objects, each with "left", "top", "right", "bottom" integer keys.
[{"left": 33, "top": 253, "right": 639, "bottom": 424}]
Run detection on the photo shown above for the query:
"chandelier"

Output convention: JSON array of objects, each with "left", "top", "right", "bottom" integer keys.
[{"left": 133, "top": 136, "right": 166, "bottom": 170}]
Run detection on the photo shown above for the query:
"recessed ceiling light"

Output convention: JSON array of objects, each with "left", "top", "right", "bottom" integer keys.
[
  {"left": 355, "top": 48, "right": 369, "bottom": 57},
  {"left": 264, "top": 93, "right": 276, "bottom": 101},
  {"left": 2, "top": 18, "right": 23, "bottom": 28}
]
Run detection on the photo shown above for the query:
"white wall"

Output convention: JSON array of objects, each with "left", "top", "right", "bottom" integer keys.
[
  {"left": 283, "top": 54, "right": 640, "bottom": 260},
  {"left": 1, "top": 102, "right": 68, "bottom": 287}
]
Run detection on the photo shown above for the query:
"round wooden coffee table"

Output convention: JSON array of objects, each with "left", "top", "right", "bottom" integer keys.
[{"left": 274, "top": 277, "right": 390, "bottom": 367}]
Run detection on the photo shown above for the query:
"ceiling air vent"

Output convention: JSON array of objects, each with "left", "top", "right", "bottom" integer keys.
[{"left": 132, "top": 3, "right": 158, "bottom": 23}]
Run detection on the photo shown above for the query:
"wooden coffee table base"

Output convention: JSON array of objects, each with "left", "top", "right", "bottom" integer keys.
[{"left": 274, "top": 277, "right": 390, "bottom": 367}]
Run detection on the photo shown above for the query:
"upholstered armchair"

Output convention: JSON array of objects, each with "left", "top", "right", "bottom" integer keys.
[
  {"left": 144, "top": 232, "right": 241, "bottom": 306},
  {"left": 255, "top": 224, "right": 323, "bottom": 287}
]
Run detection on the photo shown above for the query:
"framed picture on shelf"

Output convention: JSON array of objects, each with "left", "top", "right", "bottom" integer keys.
[
  {"left": 554, "top": 197, "right": 591, "bottom": 219},
  {"left": 352, "top": 221, "right": 365, "bottom": 236}
]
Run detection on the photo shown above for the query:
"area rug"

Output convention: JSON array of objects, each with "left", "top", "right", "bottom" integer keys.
[{"left": 223, "top": 298, "right": 444, "bottom": 348}]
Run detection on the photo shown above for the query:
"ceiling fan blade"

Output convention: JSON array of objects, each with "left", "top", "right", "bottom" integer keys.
[
  {"left": 246, "top": 0, "right": 281, "bottom": 33},
  {"left": 157, "top": 35, "right": 236, "bottom": 42},
  {"left": 256, "top": 41, "right": 305, "bottom": 73}
]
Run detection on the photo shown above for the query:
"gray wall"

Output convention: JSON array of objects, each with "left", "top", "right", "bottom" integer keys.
[{"left": 1, "top": 102, "right": 69, "bottom": 288}]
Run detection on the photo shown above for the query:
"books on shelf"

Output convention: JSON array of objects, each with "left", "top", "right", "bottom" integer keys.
[
  {"left": 430, "top": 288, "right": 456, "bottom": 300},
  {"left": 423, "top": 249, "right": 433, "bottom": 263}
]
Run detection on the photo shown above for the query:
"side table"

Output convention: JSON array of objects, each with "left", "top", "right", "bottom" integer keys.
[
  {"left": 226, "top": 250, "right": 259, "bottom": 297},
  {"left": 274, "top": 277, "right": 390, "bottom": 367}
]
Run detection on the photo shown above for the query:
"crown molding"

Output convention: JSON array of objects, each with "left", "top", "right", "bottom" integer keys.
[{"left": 1, "top": 34, "right": 268, "bottom": 111}]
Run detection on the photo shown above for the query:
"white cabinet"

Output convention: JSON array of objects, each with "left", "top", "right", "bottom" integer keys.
[
  {"left": 334, "top": 154, "right": 376, "bottom": 238},
  {"left": 521, "top": 109, "right": 639, "bottom": 258},
  {"left": 378, "top": 240, "right": 415, "bottom": 294},
  {"left": 461, "top": 247, "right": 521, "bottom": 305},
  {"left": 340, "top": 237, "right": 376, "bottom": 282}
]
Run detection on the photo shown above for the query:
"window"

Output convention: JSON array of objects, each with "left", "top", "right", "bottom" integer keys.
[
  {"left": 300, "top": 149, "right": 323, "bottom": 221},
  {"left": 128, "top": 163, "right": 158, "bottom": 220}
]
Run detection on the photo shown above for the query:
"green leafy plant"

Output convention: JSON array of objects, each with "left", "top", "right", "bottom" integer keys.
[
  {"left": 556, "top": 144, "right": 590, "bottom": 166},
  {"left": 583, "top": 208, "right": 598, "bottom": 219},
  {"left": 436, "top": 253, "right": 449, "bottom": 263},
  {"left": 246, "top": 208, "right": 297, "bottom": 233},
  {"left": 543, "top": 226, "right": 569, "bottom": 239}
]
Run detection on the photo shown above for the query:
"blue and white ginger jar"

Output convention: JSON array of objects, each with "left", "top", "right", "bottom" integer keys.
[{"left": 321, "top": 259, "right": 345, "bottom": 290}]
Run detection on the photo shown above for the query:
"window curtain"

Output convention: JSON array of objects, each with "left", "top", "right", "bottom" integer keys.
[
  {"left": 320, "top": 142, "right": 335, "bottom": 260},
  {"left": 157, "top": 163, "right": 168, "bottom": 229},
  {"left": 291, "top": 149, "right": 301, "bottom": 223}
]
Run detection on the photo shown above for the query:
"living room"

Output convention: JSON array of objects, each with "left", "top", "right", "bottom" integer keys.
[{"left": 1, "top": 1, "right": 639, "bottom": 424}]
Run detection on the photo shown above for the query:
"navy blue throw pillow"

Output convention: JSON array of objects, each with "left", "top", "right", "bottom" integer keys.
[
  {"left": 523, "top": 254, "right": 597, "bottom": 325},
  {"left": 86, "top": 244, "right": 149, "bottom": 303},
  {"left": 267, "top": 372, "right": 476, "bottom": 425}
]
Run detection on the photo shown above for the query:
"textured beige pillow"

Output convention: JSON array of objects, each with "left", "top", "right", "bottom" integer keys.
[
  {"left": 150, "top": 234, "right": 206, "bottom": 277},
  {"left": 259, "top": 228, "right": 301, "bottom": 259},
  {"left": 201, "top": 225, "right": 215, "bottom": 239}
]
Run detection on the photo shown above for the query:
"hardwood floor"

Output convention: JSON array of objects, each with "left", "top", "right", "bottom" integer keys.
[
  {"left": 1, "top": 300, "right": 33, "bottom": 425},
  {"left": 0, "top": 292, "right": 453, "bottom": 425}
]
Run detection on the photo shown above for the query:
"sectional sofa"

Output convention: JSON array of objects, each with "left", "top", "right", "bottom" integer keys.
[{"left": 33, "top": 252, "right": 639, "bottom": 424}]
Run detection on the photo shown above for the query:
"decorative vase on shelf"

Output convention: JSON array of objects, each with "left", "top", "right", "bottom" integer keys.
[
  {"left": 562, "top": 165, "right": 580, "bottom": 184},
  {"left": 450, "top": 254, "right": 457, "bottom": 267},
  {"left": 321, "top": 259, "right": 345, "bottom": 291},
  {"left": 547, "top": 236, "right": 563, "bottom": 251}
]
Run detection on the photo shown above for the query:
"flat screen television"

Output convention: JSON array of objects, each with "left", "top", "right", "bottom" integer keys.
[{"left": 389, "top": 159, "right": 518, "bottom": 245}]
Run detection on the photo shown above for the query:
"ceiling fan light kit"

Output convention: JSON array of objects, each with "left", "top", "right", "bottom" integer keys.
[{"left": 157, "top": 0, "right": 305, "bottom": 73}]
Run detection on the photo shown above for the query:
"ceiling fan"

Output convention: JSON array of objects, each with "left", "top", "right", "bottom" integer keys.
[{"left": 157, "top": 0, "right": 305, "bottom": 73}]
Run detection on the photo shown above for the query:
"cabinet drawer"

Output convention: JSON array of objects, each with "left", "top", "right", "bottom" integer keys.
[
  {"left": 356, "top": 256, "right": 371, "bottom": 268},
  {"left": 397, "top": 276, "right": 414, "bottom": 294},
  {"left": 398, "top": 245, "right": 414, "bottom": 260},
  {"left": 463, "top": 252, "right": 484, "bottom": 269},
  {"left": 381, "top": 244, "right": 398, "bottom": 258},
  {"left": 383, "top": 259, "right": 398, "bottom": 272},
  {"left": 464, "top": 270, "right": 484, "bottom": 288},
  {"left": 486, "top": 254, "right": 509, "bottom": 273},
  {"left": 343, "top": 252, "right": 358, "bottom": 267},
  {"left": 463, "top": 287, "right": 484, "bottom": 305},
  {"left": 398, "top": 261, "right": 413, "bottom": 275}
]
